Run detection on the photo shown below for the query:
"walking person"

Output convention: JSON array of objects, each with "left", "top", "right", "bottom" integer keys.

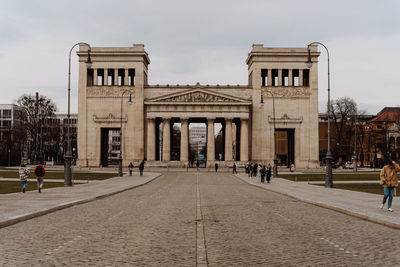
[
  {"left": 196, "top": 160, "right": 200, "bottom": 171},
  {"left": 34, "top": 163, "right": 45, "bottom": 193},
  {"left": 266, "top": 163, "right": 272, "bottom": 183},
  {"left": 380, "top": 160, "right": 400, "bottom": 212},
  {"left": 215, "top": 163, "right": 219, "bottom": 172},
  {"left": 128, "top": 162, "right": 134, "bottom": 176},
  {"left": 253, "top": 163, "right": 258, "bottom": 177},
  {"left": 260, "top": 165, "right": 266, "bottom": 183},
  {"left": 139, "top": 160, "right": 145, "bottom": 176},
  {"left": 248, "top": 164, "right": 253, "bottom": 178},
  {"left": 19, "top": 162, "right": 29, "bottom": 193},
  {"left": 289, "top": 162, "right": 294, "bottom": 172},
  {"left": 232, "top": 162, "right": 237, "bottom": 174}
]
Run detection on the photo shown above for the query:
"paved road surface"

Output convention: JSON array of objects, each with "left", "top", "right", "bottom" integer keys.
[{"left": 1, "top": 172, "right": 400, "bottom": 266}]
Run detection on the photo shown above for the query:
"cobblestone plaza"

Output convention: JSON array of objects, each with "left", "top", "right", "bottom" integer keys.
[{"left": 2, "top": 172, "right": 400, "bottom": 266}]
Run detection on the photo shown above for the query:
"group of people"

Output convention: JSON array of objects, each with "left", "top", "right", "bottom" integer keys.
[
  {"left": 18, "top": 162, "right": 46, "bottom": 193},
  {"left": 128, "top": 160, "right": 146, "bottom": 176},
  {"left": 245, "top": 162, "right": 272, "bottom": 183}
]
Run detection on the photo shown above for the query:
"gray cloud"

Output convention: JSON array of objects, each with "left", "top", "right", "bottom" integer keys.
[{"left": 0, "top": 0, "right": 399, "bottom": 114}]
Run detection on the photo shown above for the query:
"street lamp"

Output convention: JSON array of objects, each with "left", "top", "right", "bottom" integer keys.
[
  {"left": 65, "top": 42, "right": 92, "bottom": 186},
  {"left": 306, "top": 42, "right": 333, "bottom": 188},
  {"left": 261, "top": 91, "right": 278, "bottom": 177},
  {"left": 118, "top": 89, "right": 133, "bottom": 177},
  {"left": 353, "top": 114, "right": 357, "bottom": 172}
]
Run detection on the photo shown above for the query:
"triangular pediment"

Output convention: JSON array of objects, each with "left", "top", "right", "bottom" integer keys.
[{"left": 146, "top": 88, "right": 250, "bottom": 104}]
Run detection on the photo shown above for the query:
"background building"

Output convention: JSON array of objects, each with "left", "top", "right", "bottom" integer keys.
[{"left": 0, "top": 104, "right": 24, "bottom": 166}]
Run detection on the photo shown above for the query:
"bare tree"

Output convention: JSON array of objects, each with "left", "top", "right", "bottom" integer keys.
[
  {"left": 16, "top": 94, "right": 57, "bottom": 162},
  {"left": 329, "top": 97, "right": 357, "bottom": 162}
]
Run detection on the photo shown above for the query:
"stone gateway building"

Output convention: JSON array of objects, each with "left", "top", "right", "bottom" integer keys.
[{"left": 76, "top": 44, "right": 320, "bottom": 168}]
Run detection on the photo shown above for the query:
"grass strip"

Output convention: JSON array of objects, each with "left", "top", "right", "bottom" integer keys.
[
  {"left": 0, "top": 181, "right": 65, "bottom": 194},
  {"left": 315, "top": 183, "right": 385, "bottom": 195},
  {"left": 280, "top": 172, "right": 387, "bottom": 182},
  {"left": 0, "top": 170, "right": 117, "bottom": 180}
]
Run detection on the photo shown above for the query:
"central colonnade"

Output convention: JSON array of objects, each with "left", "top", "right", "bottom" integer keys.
[{"left": 146, "top": 116, "right": 249, "bottom": 166}]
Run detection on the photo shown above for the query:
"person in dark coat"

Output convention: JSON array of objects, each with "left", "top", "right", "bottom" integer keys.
[
  {"left": 266, "top": 163, "right": 272, "bottom": 183},
  {"left": 232, "top": 163, "right": 237, "bottom": 174},
  {"left": 253, "top": 163, "right": 258, "bottom": 177},
  {"left": 215, "top": 163, "right": 219, "bottom": 172},
  {"left": 128, "top": 162, "right": 134, "bottom": 176},
  {"left": 139, "top": 160, "right": 145, "bottom": 176},
  {"left": 248, "top": 164, "right": 253, "bottom": 177},
  {"left": 260, "top": 165, "right": 266, "bottom": 183},
  {"left": 34, "top": 163, "right": 45, "bottom": 193}
]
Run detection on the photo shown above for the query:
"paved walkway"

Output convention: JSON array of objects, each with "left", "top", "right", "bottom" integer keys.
[
  {"left": 0, "top": 172, "right": 161, "bottom": 228},
  {"left": 236, "top": 174, "right": 400, "bottom": 229},
  {"left": 1, "top": 170, "right": 399, "bottom": 231},
  {"left": 0, "top": 178, "right": 88, "bottom": 183}
]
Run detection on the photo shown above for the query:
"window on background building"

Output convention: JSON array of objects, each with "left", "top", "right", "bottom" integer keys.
[
  {"left": 3, "top": 109, "right": 11, "bottom": 118},
  {"left": 2, "top": 120, "right": 11, "bottom": 127}
]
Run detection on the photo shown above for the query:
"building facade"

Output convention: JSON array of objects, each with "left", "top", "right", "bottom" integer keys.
[
  {"left": 77, "top": 44, "right": 320, "bottom": 168},
  {"left": 0, "top": 104, "right": 24, "bottom": 165}
]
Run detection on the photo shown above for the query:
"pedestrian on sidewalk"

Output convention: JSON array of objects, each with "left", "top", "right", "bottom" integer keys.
[
  {"left": 128, "top": 162, "right": 134, "bottom": 176},
  {"left": 248, "top": 164, "right": 253, "bottom": 177},
  {"left": 289, "top": 162, "right": 295, "bottom": 172},
  {"left": 232, "top": 163, "right": 237, "bottom": 174},
  {"left": 139, "top": 160, "right": 145, "bottom": 176},
  {"left": 260, "top": 165, "right": 266, "bottom": 183},
  {"left": 215, "top": 163, "right": 219, "bottom": 172},
  {"left": 19, "top": 162, "right": 29, "bottom": 193},
  {"left": 253, "top": 163, "right": 258, "bottom": 177},
  {"left": 380, "top": 160, "right": 400, "bottom": 212},
  {"left": 34, "top": 163, "right": 45, "bottom": 193},
  {"left": 266, "top": 163, "right": 272, "bottom": 183},
  {"left": 196, "top": 160, "right": 200, "bottom": 171}
]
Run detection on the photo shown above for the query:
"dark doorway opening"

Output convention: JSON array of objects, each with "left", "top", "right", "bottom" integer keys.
[
  {"left": 275, "top": 128, "right": 295, "bottom": 167},
  {"left": 101, "top": 128, "right": 120, "bottom": 167},
  {"left": 188, "top": 120, "right": 207, "bottom": 168}
]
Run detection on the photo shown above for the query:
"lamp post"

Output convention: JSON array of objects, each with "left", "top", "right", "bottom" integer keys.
[
  {"left": 118, "top": 89, "right": 133, "bottom": 177},
  {"left": 64, "top": 42, "right": 92, "bottom": 186},
  {"left": 353, "top": 114, "right": 358, "bottom": 172},
  {"left": 306, "top": 42, "right": 333, "bottom": 188},
  {"left": 261, "top": 91, "right": 278, "bottom": 177}
]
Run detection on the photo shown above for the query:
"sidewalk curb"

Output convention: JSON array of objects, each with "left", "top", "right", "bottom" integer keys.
[
  {"left": 0, "top": 174, "right": 162, "bottom": 229},
  {"left": 234, "top": 174, "right": 400, "bottom": 230}
]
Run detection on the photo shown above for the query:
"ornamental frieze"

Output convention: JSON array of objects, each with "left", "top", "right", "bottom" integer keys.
[
  {"left": 87, "top": 87, "right": 135, "bottom": 98},
  {"left": 262, "top": 87, "right": 311, "bottom": 98},
  {"left": 160, "top": 91, "right": 240, "bottom": 103}
]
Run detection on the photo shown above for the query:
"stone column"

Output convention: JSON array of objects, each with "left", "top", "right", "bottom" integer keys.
[
  {"left": 299, "top": 69, "right": 303, "bottom": 86},
  {"left": 180, "top": 118, "right": 189, "bottom": 163},
  {"left": 267, "top": 69, "right": 272, "bottom": 87},
  {"left": 104, "top": 69, "right": 108, "bottom": 85},
  {"left": 94, "top": 69, "right": 98, "bottom": 86},
  {"left": 240, "top": 119, "right": 249, "bottom": 162},
  {"left": 147, "top": 118, "right": 156, "bottom": 161},
  {"left": 124, "top": 69, "right": 129, "bottom": 86},
  {"left": 207, "top": 118, "right": 215, "bottom": 163},
  {"left": 278, "top": 69, "right": 282, "bottom": 86},
  {"left": 225, "top": 118, "right": 233, "bottom": 162},
  {"left": 114, "top": 69, "right": 118, "bottom": 85},
  {"left": 162, "top": 118, "right": 171, "bottom": 161},
  {"left": 288, "top": 69, "right": 293, "bottom": 86}
]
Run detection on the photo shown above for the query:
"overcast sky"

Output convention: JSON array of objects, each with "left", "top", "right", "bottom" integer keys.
[{"left": 1, "top": 0, "right": 399, "bottom": 114}]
